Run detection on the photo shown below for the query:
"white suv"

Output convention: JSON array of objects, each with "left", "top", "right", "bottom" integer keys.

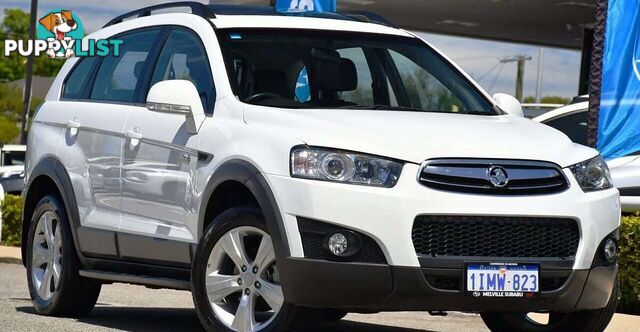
[{"left": 22, "top": 3, "right": 620, "bottom": 332}]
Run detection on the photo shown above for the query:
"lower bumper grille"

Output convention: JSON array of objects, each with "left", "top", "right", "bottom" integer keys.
[{"left": 412, "top": 216, "right": 579, "bottom": 258}]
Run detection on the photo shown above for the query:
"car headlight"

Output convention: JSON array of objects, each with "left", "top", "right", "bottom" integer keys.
[
  {"left": 290, "top": 146, "right": 403, "bottom": 187},
  {"left": 569, "top": 155, "right": 613, "bottom": 192}
]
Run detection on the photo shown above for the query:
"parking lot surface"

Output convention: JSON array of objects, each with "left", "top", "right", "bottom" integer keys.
[{"left": 0, "top": 262, "right": 636, "bottom": 331}]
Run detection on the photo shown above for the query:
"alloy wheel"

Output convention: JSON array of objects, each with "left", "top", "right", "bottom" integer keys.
[
  {"left": 205, "top": 226, "right": 284, "bottom": 332},
  {"left": 31, "top": 211, "right": 63, "bottom": 301}
]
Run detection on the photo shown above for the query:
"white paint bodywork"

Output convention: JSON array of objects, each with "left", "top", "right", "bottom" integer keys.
[
  {"left": 27, "top": 13, "right": 620, "bottom": 271},
  {"left": 534, "top": 101, "right": 639, "bottom": 212}
]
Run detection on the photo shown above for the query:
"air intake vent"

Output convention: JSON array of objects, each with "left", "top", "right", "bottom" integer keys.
[{"left": 412, "top": 215, "right": 579, "bottom": 258}]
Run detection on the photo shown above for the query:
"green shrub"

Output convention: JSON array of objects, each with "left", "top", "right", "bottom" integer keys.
[
  {"left": 1, "top": 194, "right": 22, "bottom": 247},
  {"left": 619, "top": 214, "right": 640, "bottom": 314}
]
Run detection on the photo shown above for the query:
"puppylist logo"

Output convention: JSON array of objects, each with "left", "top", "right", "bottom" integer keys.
[{"left": 4, "top": 9, "right": 122, "bottom": 59}]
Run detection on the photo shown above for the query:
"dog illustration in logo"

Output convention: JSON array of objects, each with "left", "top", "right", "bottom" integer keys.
[{"left": 39, "top": 10, "right": 78, "bottom": 58}]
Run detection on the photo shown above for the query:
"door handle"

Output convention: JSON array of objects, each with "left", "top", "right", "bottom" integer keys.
[
  {"left": 126, "top": 128, "right": 143, "bottom": 149},
  {"left": 67, "top": 118, "right": 80, "bottom": 137}
]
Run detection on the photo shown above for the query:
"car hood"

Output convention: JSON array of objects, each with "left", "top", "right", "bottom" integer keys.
[{"left": 244, "top": 107, "right": 597, "bottom": 167}]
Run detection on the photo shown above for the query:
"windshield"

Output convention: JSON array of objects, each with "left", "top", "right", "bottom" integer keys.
[{"left": 217, "top": 29, "right": 496, "bottom": 115}]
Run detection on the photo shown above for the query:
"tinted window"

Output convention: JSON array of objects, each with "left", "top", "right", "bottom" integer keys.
[
  {"left": 337, "top": 48, "right": 374, "bottom": 105},
  {"left": 63, "top": 57, "right": 98, "bottom": 99},
  {"left": 545, "top": 111, "right": 588, "bottom": 146},
  {"left": 150, "top": 29, "right": 214, "bottom": 113},
  {"left": 389, "top": 50, "right": 463, "bottom": 112},
  {"left": 1, "top": 151, "right": 25, "bottom": 166},
  {"left": 217, "top": 29, "right": 494, "bottom": 114},
  {"left": 91, "top": 30, "right": 160, "bottom": 103}
]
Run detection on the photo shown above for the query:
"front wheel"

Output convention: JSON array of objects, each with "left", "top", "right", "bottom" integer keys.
[
  {"left": 481, "top": 277, "right": 618, "bottom": 332},
  {"left": 191, "top": 207, "right": 299, "bottom": 332}
]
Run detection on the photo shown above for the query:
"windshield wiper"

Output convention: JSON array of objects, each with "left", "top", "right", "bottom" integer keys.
[
  {"left": 463, "top": 110, "right": 496, "bottom": 116},
  {"left": 339, "top": 104, "right": 430, "bottom": 112}
]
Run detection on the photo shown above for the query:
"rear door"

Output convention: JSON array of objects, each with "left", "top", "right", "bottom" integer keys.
[
  {"left": 118, "top": 27, "right": 215, "bottom": 265},
  {"left": 59, "top": 28, "right": 163, "bottom": 258}
]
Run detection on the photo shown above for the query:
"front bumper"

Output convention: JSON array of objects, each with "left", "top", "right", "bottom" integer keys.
[
  {"left": 266, "top": 163, "right": 620, "bottom": 270},
  {"left": 265, "top": 162, "right": 620, "bottom": 312},
  {"left": 279, "top": 257, "right": 617, "bottom": 312}
]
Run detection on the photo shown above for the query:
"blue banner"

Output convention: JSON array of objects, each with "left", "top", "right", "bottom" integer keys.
[
  {"left": 599, "top": 0, "right": 640, "bottom": 159},
  {"left": 275, "top": 0, "right": 336, "bottom": 13}
]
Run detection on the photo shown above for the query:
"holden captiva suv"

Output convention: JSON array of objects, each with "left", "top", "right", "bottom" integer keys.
[{"left": 22, "top": 3, "right": 620, "bottom": 332}]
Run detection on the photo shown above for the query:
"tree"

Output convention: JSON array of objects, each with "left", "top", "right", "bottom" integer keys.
[
  {"left": 523, "top": 95, "right": 571, "bottom": 105},
  {"left": 0, "top": 116, "right": 19, "bottom": 144},
  {"left": 0, "top": 8, "right": 64, "bottom": 81},
  {"left": 0, "top": 83, "right": 42, "bottom": 143}
]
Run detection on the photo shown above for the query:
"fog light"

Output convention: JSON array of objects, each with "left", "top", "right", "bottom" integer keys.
[
  {"left": 603, "top": 238, "right": 617, "bottom": 263},
  {"left": 328, "top": 233, "right": 348, "bottom": 256}
]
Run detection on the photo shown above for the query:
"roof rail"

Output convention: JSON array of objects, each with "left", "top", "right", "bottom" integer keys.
[
  {"left": 104, "top": 1, "right": 215, "bottom": 28},
  {"left": 339, "top": 11, "right": 395, "bottom": 28}
]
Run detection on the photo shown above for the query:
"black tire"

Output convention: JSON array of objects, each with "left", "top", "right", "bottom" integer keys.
[
  {"left": 481, "top": 277, "right": 619, "bottom": 332},
  {"left": 191, "top": 207, "right": 300, "bottom": 332},
  {"left": 25, "top": 195, "right": 102, "bottom": 316}
]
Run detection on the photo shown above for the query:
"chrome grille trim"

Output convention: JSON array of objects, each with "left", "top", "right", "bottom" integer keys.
[{"left": 418, "top": 159, "right": 569, "bottom": 195}]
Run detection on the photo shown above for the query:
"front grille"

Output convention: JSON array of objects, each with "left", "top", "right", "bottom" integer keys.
[
  {"left": 418, "top": 159, "right": 569, "bottom": 195},
  {"left": 412, "top": 216, "right": 579, "bottom": 258}
]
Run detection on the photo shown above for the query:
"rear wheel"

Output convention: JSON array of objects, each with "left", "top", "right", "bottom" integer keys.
[
  {"left": 192, "top": 207, "right": 299, "bottom": 332},
  {"left": 481, "top": 277, "right": 618, "bottom": 332},
  {"left": 26, "top": 195, "right": 101, "bottom": 316}
]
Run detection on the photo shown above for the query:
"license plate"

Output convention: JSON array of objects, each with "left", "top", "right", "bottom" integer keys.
[{"left": 466, "top": 263, "right": 539, "bottom": 298}]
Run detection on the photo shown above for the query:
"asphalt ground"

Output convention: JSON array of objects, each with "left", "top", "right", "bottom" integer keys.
[{"left": 0, "top": 262, "right": 637, "bottom": 331}]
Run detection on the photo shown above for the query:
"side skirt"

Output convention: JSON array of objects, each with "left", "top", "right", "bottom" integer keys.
[
  {"left": 79, "top": 269, "right": 190, "bottom": 290},
  {"left": 79, "top": 257, "right": 191, "bottom": 290}
]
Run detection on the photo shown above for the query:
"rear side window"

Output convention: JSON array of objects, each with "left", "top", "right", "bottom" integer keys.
[
  {"left": 90, "top": 30, "right": 160, "bottom": 103},
  {"left": 149, "top": 29, "right": 214, "bottom": 113},
  {"left": 63, "top": 56, "right": 98, "bottom": 99}
]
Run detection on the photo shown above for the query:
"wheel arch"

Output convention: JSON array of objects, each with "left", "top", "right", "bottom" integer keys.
[
  {"left": 199, "top": 159, "right": 291, "bottom": 260},
  {"left": 22, "top": 156, "right": 82, "bottom": 267}
]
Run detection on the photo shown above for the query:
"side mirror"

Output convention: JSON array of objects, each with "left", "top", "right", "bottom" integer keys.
[
  {"left": 146, "top": 80, "right": 205, "bottom": 134},
  {"left": 492, "top": 93, "right": 524, "bottom": 117}
]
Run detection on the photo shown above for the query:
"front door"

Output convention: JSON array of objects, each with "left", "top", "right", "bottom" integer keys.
[
  {"left": 118, "top": 27, "right": 215, "bottom": 266},
  {"left": 59, "top": 29, "right": 162, "bottom": 258}
]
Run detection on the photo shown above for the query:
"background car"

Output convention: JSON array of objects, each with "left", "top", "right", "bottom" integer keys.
[
  {"left": 0, "top": 144, "right": 26, "bottom": 195},
  {"left": 521, "top": 103, "right": 565, "bottom": 118},
  {"left": 534, "top": 101, "right": 640, "bottom": 212}
]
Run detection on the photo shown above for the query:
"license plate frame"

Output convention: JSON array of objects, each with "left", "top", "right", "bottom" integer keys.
[{"left": 465, "top": 262, "right": 540, "bottom": 298}]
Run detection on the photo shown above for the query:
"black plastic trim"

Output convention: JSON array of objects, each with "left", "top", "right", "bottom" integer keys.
[
  {"left": 278, "top": 257, "right": 610, "bottom": 312},
  {"left": 79, "top": 270, "right": 190, "bottom": 290},
  {"left": 591, "top": 229, "right": 620, "bottom": 267},
  {"left": 575, "top": 264, "right": 618, "bottom": 310},
  {"left": 297, "top": 217, "right": 387, "bottom": 264},
  {"left": 22, "top": 156, "right": 86, "bottom": 266},
  {"left": 418, "top": 256, "right": 575, "bottom": 270},
  {"left": 619, "top": 187, "right": 640, "bottom": 197},
  {"left": 104, "top": 2, "right": 216, "bottom": 28},
  {"left": 81, "top": 256, "right": 191, "bottom": 282},
  {"left": 77, "top": 227, "right": 118, "bottom": 259},
  {"left": 117, "top": 232, "right": 192, "bottom": 268},
  {"left": 199, "top": 159, "right": 291, "bottom": 260}
]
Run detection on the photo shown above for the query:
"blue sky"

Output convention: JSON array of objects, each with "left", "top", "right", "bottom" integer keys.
[{"left": 1, "top": 0, "right": 581, "bottom": 98}]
